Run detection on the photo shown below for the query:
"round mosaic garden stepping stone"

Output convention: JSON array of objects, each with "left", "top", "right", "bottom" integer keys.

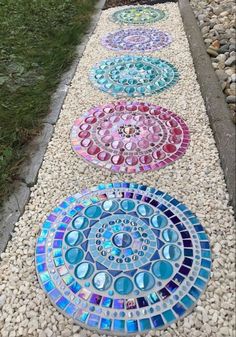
[
  {"left": 90, "top": 55, "right": 179, "bottom": 97},
  {"left": 111, "top": 6, "right": 166, "bottom": 25},
  {"left": 70, "top": 102, "right": 190, "bottom": 174},
  {"left": 35, "top": 182, "right": 211, "bottom": 335},
  {"left": 102, "top": 28, "right": 172, "bottom": 52}
]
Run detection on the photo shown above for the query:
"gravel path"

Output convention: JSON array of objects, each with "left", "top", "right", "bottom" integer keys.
[
  {"left": 191, "top": 0, "right": 236, "bottom": 123},
  {"left": 0, "top": 3, "right": 235, "bottom": 337}
]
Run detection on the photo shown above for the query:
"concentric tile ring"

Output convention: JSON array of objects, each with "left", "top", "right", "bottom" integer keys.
[
  {"left": 102, "top": 28, "right": 172, "bottom": 52},
  {"left": 111, "top": 6, "right": 166, "bottom": 25},
  {"left": 90, "top": 55, "right": 179, "bottom": 97},
  {"left": 70, "top": 101, "right": 190, "bottom": 174},
  {"left": 35, "top": 182, "right": 211, "bottom": 336}
]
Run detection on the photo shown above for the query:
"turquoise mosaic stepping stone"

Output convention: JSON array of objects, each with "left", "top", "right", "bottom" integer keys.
[
  {"left": 90, "top": 55, "right": 179, "bottom": 97},
  {"left": 111, "top": 6, "right": 166, "bottom": 25},
  {"left": 35, "top": 182, "right": 211, "bottom": 335}
]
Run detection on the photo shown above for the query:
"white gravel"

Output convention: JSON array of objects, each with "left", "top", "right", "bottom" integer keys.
[{"left": 0, "top": 3, "right": 235, "bottom": 337}]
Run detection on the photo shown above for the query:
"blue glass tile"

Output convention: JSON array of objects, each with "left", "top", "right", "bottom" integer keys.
[
  {"left": 43, "top": 220, "right": 53, "bottom": 229},
  {"left": 199, "top": 268, "right": 210, "bottom": 280},
  {"left": 101, "top": 297, "right": 113, "bottom": 308},
  {"left": 176, "top": 223, "right": 186, "bottom": 231},
  {"left": 148, "top": 292, "right": 160, "bottom": 304},
  {"left": 173, "top": 303, "right": 186, "bottom": 316},
  {"left": 140, "top": 318, "right": 151, "bottom": 331},
  {"left": 53, "top": 248, "right": 62, "bottom": 257},
  {"left": 37, "top": 263, "right": 47, "bottom": 273},
  {"left": 54, "top": 257, "right": 64, "bottom": 267},
  {"left": 200, "top": 241, "right": 210, "bottom": 249},
  {"left": 62, "top": 274, "right": 74, "bottom": 285},
  {"left": 37, "top": 237, "right": 46, "bottom": 244},
  {"left": 127, "top": 320, "right": 138, "bottom": 333},
  {"left": 56, "top": 297, "right": 69, "bottom": 310},
  {"left": 100, "top": 318, "right": 112, "bottom": 330},
  {"left": 166, "top": 280, "right": 178, "bottom": 293},
  {"left": 198, "top": 233, "right": 208, "bottom": 240},
  {"left": 183, "top": 240, "right": 193, "bottom": 247},
  {"left": 158, "top": 288, "right": 171, "bottom": 299},
  {"left": 183, "top": 257, "right": 193, "bottom": 267},
  {"left": 36, "top": 246, "right": 45, "bottom": 254},
  {"left": 201, "top": 250, "right": 211, "bottom": 259},
  {"left": 194, "top": 224, "right": 204, "bottom": 232},
  {"left": 137, "top": 297, "right": 149, "bottom": 307},
  {"left": 114, "top": 319, "right": 125, "bottom": 332},
  {"left": 179, "top": 266, "right": 190, "bottom": 276},
  {"left": 181, "top": 231, "right": 190, "bottom": 239},
  {"left": 201, "top": 259, "right": 211, "bottom": 269},
  {"left": 39, "top": 271, "right": 50, "bottom": 283},
  {"left": 59, "top": 201, "right": 69, "bottom": 209},
  {"left": 151, "top": 314, "right": 164, "bottom": 328},
  {"left": 87, "top": 314, "right": 100, "bottom": 327},
  {"left": 195, "top": 278, "right": 206, "bottom": 289},
  {"left": 79, "top": 312, "right": 89, "bottom": 322},
  {"left": 114, "top": 299, "right": 124, "bottom": 309},
  {"left": 36, "top": 255, "right": 46, "bottom": 264},
  {"left": 163, "top": 310, "right": 175, "bottom": 323},
  {"left": 65, "top": 303, "right": 77, "bottom": 316},
  {"left": 90, "top": 294, "right": 102, "bottom": 305},
  {"left": 49, "top": 288, "right": 61, "bottom": 301},
  {"left": 69, "top": 282, "right": 81, "bottom": 294},
  {"left": 181, "top": 295, "right": 194, "bottom": 309},
  {"left": 44, "top": 281, "right": 55, "bottom": 292},
  {"left": 55, "top": 231, "right": 65, "bottom": 239},
  {"left": 189, "top": 286, "right": 201, "bottom": 299},
  {"left": 53, "top": 240, "right": 62, "bottom": 248},
  {"left": 184, "top": 249, "right": 193, "bottom": 257}
]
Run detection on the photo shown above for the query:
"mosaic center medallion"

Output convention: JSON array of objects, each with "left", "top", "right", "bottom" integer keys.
[
  {"left": 111, "top": 6, "right": 166, "bottom": 25},
  {"left": 90, "top": 55, "right": 179, "bottom": 97},
  {"left": 70, "top": 102, "right": 190, "bottom": 173},
  {"left": 35, "top": 182, "right": 211, "bottom": 335},
  {"left": 102, "top": 28, "right": 172, "bottom": 52}
]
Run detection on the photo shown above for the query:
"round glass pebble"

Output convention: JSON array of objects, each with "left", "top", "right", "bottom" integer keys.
[
  {"left": 111, "top": 6, "right": 166, "bottom": 25},
  {"left": 71, "top": 101, "right": 190, "bottom": 174},
  {"left": 35, "top": 182, "right": 211, "bottom": 335},
  {"left": 102, "top": 28, "right": 171, "bottom": 52},
  {"left": 90, "top": 55, "right": 179, "bottom": 97}
]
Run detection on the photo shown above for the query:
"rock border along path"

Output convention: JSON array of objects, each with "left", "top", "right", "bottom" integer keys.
[{"left": 0, "top": 3, "right": 235, "bottom": 337}]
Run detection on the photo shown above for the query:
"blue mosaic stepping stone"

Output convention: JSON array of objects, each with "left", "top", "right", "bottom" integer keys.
[
  {"left": 35, "top": 182, "right": 211, "bottom": 335},
  {"left": 111, "top": 6, "right": 166, "bottom": 25},
  {"left": 102, "top": 28, "right": 172, "bottom": 52},
  {"left": 90, "top": 55, "right": 179, "bottom": 97}
]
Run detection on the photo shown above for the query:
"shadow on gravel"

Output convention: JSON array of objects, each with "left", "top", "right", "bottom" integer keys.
[{"left": 104, "top": 0, "right": 177, "bottom": 9}]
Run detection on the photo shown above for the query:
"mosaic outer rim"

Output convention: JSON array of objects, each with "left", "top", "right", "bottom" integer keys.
[
  {"left": 101, "top": 28, "right": 172, "bottom": 53},
  {"left": 110, "top": 6, "right": 168, "bottom": 25},
  {"left": 89, "top": 55, "right": 180, "bottom": 98},
  {"left": 35, "top": 182, "right": 212, "bottom": 336},
  {"left": 70, "top": 101, "right": 190, "bottom": 174}
]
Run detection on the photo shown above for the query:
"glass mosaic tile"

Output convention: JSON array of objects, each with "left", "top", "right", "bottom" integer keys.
[
  {"left": 35, "top": 182, "right": 211, "bottom": 335},
  {"left": 111, "top": 6, "right": 166, "bottom": 25},
  {"left": 90, "top": 55, "right": 179, "bottom": 97},
  {"left": 102, "top": 28, "right": 171, "bottom": 52},
  {"left": 70, "top": 101, "right": 190, "bottom": 173}
]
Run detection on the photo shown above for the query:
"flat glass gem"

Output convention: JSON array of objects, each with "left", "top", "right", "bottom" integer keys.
[
  {"left": 35, "top": 183, "right": 211, "bottom": 335},
  {"left": 113, "top": 232, "right": 132, "bottom": 248},
  {"left": 152, "top": 260, "right": 173, "bottom": 280},
  {"left": 102, "top": 28, "right": 172, "bottom": 53},
  {"left": 90, "top": 56, "right": 179, "bottom": 97},
  {"left": 111, "top": 6, "right": 166, "bottom": 25},
  {"left": 93, "top": 272, "right": 112, "bottom": 291},
  {"left": 114, "top": 277, "right": 134, "bottom": 295},
  {"left": 71, "top": 102, "right": 190, "bottom": 174}
]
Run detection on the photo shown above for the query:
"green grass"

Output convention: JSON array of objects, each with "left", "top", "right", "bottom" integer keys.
[{"left": 0, "top": 0, "right": 97, "bottom": 204}]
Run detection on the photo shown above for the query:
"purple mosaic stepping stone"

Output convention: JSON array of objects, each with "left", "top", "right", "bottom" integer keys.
[
  {"left": 102, "top": 28, "right": 172, "bottom": 52},
  {"left": 35, "top": 182, "right": 211, "bottom": 335},
  {"left": 70, "top": 101, "right": 190, "bottom": 173}
]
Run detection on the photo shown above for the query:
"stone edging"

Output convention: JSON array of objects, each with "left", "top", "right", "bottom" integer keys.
[
  {"left": 0, "top": 0, "right": 106, "bottom": 255},
  {"left": 179, "top": 0, "right": 236, "bottom": 216}
]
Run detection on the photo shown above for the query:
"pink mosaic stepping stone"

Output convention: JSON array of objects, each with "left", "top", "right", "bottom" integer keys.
[{"left": 70, "top": 101, "right": 190, "bottom": 174}]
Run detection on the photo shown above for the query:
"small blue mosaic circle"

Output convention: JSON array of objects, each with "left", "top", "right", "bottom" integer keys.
[
  {"left": 90, "top": 55, "right": 179, "bottom": 97},
  {"left": 35, "top": 182, "right": 211, "bottom": 336}
]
